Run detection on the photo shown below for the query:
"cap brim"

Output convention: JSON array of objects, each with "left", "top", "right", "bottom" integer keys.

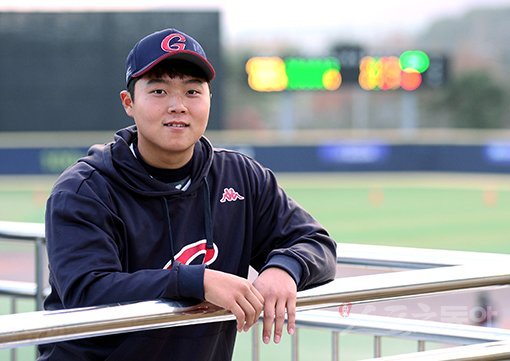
[{"left": 131, "top": 51, "right": 215, "bottom": 82}]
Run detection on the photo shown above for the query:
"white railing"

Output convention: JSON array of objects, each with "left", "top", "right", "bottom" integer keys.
[{"left": 1, "top": 220, "right": 510, "bottom": 360}]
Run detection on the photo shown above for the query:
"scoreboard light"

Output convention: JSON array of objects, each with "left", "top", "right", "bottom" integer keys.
[
  {"left": 245, "top": 57, "right": 288, "bottom": 92},
  {"left": 323, "top": 69, "right": 342, "bottom": 91},
  {"left": 246, "top": 56, "right": 341, "bottom": 92},
  {"left": 359, "top": 56, "right": 402, "bottom": 91},
  {"left": 285, "top": 57, "right": 341, "bottom": 91},
  {"left": 359, "top": 50, "right": 431, "bottom": 91},
  {"left": 399, "top": 50, "right": 430, "bottom": 73},
  {"left": 400, "top": 70, "right": 423, "bottom": 91}
]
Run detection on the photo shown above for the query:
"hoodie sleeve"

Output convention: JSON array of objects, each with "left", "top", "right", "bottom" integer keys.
[
  {"left": 249, "top": 164, "right": 337, "bottom": 291},
  {"left": 46, "top": 188, "right": 205, "bottom": 309}
]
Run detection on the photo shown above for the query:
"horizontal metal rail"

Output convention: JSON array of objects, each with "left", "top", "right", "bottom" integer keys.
[
  {"left": 296, "top": 310, "right": 510, "bottom": 345},
  {"left": 366, "top": 340, "right": 510, "bottom": 361},
  {"left": 338, "top": 243, "right": 510, "bottom": 269},
  {"left": 0, "top": 220, "right": 45, "bottom": 241},
  {"left": 0, "top": 280, "right": 38, "bottom": 298},
  {"left": 0, "top": 263, "right": 509, "bottom": 349},
  {"left": 0, "top": 280, "right": 51, "bottom": 298}
]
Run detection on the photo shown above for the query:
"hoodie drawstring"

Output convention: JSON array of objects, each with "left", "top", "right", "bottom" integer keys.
[
  {"left": 163, "top": 179, "right": 214, "bottom": 268},
  {"left": 203, "top": 178, "right": 214, "bottom": 250},
  {"left": 163, "top": 198, "right": 177, "bottom": 267}
]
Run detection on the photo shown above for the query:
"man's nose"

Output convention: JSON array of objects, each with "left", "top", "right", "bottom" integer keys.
[{"left": 167, "top": 95, "right": 187, "bottom": 113}]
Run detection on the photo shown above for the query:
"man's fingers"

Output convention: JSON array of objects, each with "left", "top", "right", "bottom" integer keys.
[
  {"left": 246, "top": 284, "right": 264, "bottom": 315},
  {"left": 233, "top": 284, "right": 264, "bottom": 332},
  {"left": 273, "top": 300, "right": 286, "bottom": 344},
  {"left": 252, "top": 284, "right": 265, "bottom": 304},
  {"left": 262, "top": 298, "right": 275, "bottom": 344},
  {"left": 229, "top": 303, "right": 246, "bottom": 332},
  {"left": 261, "top": 298, "right": 297, "bottom": 343},
  {"left": 203, "top": 270, "right": 265, "bottom": 332},
  {"left": 286, "top": 296, "right": 296, "bottom": 335},
  {"left": 247, "top": 287, "right": 264, "bottom": 329},
  {"left": 237, "top": 295, "right": 262, "bottom": 332}
]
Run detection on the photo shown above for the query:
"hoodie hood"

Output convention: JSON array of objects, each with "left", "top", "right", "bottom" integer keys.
[{"left": 80, "top": 125, "right": 214, "bottom": 197}]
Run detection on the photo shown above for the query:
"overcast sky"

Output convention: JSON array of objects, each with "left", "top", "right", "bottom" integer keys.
[{"left": 2, "top": 0, "right": 510, "bottom": 49}]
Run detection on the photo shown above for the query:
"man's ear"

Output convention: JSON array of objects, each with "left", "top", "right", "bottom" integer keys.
[{"left": 120, "top": 90, "right": 134, "bottom": 117}]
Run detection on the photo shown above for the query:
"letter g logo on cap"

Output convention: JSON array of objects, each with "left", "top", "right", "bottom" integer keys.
[{"left": 161, "top": 33, "right": 186, "bottom": 52}]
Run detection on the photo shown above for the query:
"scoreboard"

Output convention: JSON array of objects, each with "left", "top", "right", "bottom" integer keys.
[{"left": 245, "top": 48, "right": 448, "bottom": 92}]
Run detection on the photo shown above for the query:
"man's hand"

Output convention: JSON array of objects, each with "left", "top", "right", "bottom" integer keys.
[
  {"left": 204, "top": 269, "right": 264, "bottom": 332},
  {"left": 253, "top": 267, "right": 297, "bottom": 344}
]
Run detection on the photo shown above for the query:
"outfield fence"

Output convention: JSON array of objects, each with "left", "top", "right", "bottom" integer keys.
[{"left": 1, "top": 221, "right": 510, "bottom": 360}]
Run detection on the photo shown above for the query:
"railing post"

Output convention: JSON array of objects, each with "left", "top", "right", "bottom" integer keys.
[
  {"left": 418, "top": 340, "right": 425, "bottom": 352},
  {"left": 35, "top": 237, "right": 45, "bottom": 311},
  {"left": 10, "top": 297, "right": 17, "bottom": 361},
  {"left": 10, "top": 344, "right": 16, "bottom": 361},
  {"left": 374, "top": 335, "right": 381, "bottom": 358},
  {"left": 331, "top": 331, "right": 339, "bottom": 361},
  {"left": 251, "top": 323, "right": 259, "bottom": 361},
  {"left": 291, "top": 327, "right": 299, "bottom": 361}
]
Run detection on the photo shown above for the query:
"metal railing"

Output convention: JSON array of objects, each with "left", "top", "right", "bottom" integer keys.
[
  {"left": 1, "top": 220, "right": 510, "bottom": 360},
  {"left": 295, "top": 310, "right": 510, "bottom": 360},
  {"left": 0, "top": 221, "right": 47, "bottom": 312}
]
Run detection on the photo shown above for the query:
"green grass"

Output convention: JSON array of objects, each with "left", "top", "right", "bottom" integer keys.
[
  {"left": 0, "top": 176, "right": 54, "bottom": 223},
  {"left": 277, "top": 173, "right": 510, "bottom": 253},
  {"left": 1, "top": 173, "right": 509, "bottom": 360},
  {"left": 1, "top": 173, "right": 509, "bottom": 252}
]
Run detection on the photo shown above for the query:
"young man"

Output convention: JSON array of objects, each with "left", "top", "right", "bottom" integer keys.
[{"left": 39, "top": 28, "right": 337, "bottom": 361}]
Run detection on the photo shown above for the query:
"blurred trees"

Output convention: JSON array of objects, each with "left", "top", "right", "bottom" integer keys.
[
  {"left": 223, "top": 6, "right": 510, "bottom": 130},
  {"left": 418, "top": 7, "right": 510, "bottom": 129},
  {"left": 425, "top": 71, "right": 507, "bottom": 128}
]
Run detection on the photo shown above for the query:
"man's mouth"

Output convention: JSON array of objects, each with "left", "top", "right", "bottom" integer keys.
[{"left": 164, "top": 122, "right": 189, "bottom": 128}]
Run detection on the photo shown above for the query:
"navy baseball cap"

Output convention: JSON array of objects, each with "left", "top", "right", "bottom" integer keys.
[{"left": 125, "top": 28, "right": 215, "bottom": 85}]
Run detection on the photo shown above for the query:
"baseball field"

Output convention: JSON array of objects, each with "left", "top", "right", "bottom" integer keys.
[
  {"left": 1, "top": 172, "right": 509, "bottom": 252},
  {"left": 0, "top": 172, "right": 509, "bottom": 360}
]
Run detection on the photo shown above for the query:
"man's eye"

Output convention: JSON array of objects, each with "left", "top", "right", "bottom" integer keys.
[
  {"left": 151, "top": 89, "right": 166, "bottom": 95},
  {"left": 187, "top": 89, "right": 199, "bottom": 95}
]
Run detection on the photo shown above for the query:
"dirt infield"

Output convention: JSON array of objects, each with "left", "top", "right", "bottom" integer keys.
[{"left": 0, "top": 251, "right": 35, "bottom": 283}]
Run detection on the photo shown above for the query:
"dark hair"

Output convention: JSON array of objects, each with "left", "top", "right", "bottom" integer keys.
[{"left": 127, "top": 59, "right": 210, "bottom": 101}]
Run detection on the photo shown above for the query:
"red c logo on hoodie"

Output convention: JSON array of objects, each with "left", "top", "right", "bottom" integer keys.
[{"left": 163, "top": 239, "right": 218, "bottom": 270}]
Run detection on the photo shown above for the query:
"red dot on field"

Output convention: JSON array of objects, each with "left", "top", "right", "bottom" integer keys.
[
  {"left": 368, "top": 188, "right": 385, "bottom": 207},
  {"left": 482, "top": 189, "right": 498, "bottom": 207}
]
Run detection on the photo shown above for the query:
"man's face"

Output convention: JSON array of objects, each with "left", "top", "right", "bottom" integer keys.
[{"left": 120, "top": 73, "right": 211, "bottom": 168}]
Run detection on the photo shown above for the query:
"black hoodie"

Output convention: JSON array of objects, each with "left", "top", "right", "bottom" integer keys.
[{"left": 38, "top": 126, "right": 337, "bottom": 361}]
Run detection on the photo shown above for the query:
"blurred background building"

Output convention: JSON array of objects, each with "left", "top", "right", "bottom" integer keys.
[{"left": 1, "top": 0, "right": 509, "bottom": 133}]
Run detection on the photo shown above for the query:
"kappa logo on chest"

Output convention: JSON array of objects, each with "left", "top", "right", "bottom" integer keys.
[{"left": 220, "top": 187, "right": 245, "bottom": 203}]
